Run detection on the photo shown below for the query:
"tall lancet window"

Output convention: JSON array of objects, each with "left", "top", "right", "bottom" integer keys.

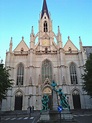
[
  {"left": 69, "top": 63, "right": 78, "bottom": 84},
  {"left": 42, "top": 59, "right": 52, "bottom": 83},
  {"left": 17, "top": 63, "right": 24, "bottom": 85},
  {"left": 44, "top": 21, "right": 48, "bottom": 32}
]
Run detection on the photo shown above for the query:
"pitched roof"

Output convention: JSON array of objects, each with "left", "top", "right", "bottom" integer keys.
[{"left": 41, "top": 0, "right": 49, "bottom": 19}]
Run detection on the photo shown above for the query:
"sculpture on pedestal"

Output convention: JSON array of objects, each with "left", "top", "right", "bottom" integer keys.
[
  {"left": 41, "top": 95, "right": 49, "bottom": 111},
  {"left": 58, "top": 88, "right": 70, "bottom": 109},
  {"left": 51, "top": 81, "right": 70, "bottom": 110}
]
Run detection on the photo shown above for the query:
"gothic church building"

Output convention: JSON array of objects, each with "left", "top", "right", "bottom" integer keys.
[{"left": 2, "top": 0, "right": 92, "bottom": 111}]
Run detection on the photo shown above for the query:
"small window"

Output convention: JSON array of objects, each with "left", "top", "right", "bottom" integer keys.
[
  {"left": 21, "top": 48, "right": 24, "bottom": 52},
  {"left": 69, "top": 47, "right": 72, "bottom": 52}
]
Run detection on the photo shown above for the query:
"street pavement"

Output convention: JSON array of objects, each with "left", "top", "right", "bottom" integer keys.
[
  {"left": 1, "top": 116, "right": 35, "bottom": 123},
  {"left": 0, "top": 110, "right": 92, "bottom": 123},
  {"left": 0, "top": 111, "right": 40, "bottom": 123},
  {"left": 74, "top": 114, "right": 92, "bottom": 123},
  {"left": 71, "top": 109, "right": 92, "bottom": 123}
]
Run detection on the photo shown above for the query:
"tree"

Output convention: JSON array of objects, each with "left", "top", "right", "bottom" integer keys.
[
  {"left": 0, "top": 64, "right": 13, "bottom": 101},
  {"left": 82, "top": 53, "right": 92, "bottom": 98}
]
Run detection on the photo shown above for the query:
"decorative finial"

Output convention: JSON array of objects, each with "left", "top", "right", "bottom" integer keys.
[
  {"left": 79, "top": 36, "right": 81, "bottom": 41},
  {"left": 22, "top": 36, "right": 24, "bottom": 40},
  {"left": 58, "top": 26, "right": 60, "bottom": 33},
  {"left": 10, "top": 37, "right": 13, "bottom": 44},
  {"left": 68, "top": 36, "right": 70, "bottom": 40},
  {"left": 79, "top": 36, "right": 83, "bottom": 51},
  {"left": 31, "top": 26, "right": 34, "bottom": 34},
  {"left": 11, "top": 37, "right": 12, "bottom": 41}
]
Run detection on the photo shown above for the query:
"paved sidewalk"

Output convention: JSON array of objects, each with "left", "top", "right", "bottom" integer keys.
[{"left": 71, "top": 109, "right": 92, "bottom": 115}]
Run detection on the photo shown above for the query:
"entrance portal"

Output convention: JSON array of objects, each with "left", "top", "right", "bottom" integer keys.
[
  {"left": 72, "top": 90, "right": 81, "bottom": 109},
  {"left": 15, "top": 91, "right": 23, "bottom": 110},
  {"left": 43, "top": 87, "right": 52, "bottom": 110},
  {"left": 48, "top": 95, "right": 53, "bottom": 110}
]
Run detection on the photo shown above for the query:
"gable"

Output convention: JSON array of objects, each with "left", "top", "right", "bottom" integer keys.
[
  {"left": 64, "top": 40, "right": 78, "bottom": 51},
  {"left": 14, "top": 40, "right": 29, "bottom": 52}
]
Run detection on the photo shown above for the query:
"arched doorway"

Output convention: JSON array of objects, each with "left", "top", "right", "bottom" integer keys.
[
  {"left": 15, "top": 91, "right": 23, "bottom": 110},
  {"left": 43, "top": 87, "right": 53, "bottom": 110},
  {"left": 72, "top": 90, "right": 81, "bottom": 109}
]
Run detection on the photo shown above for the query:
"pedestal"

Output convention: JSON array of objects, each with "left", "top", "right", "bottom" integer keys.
[
  {"left": 52, "top": 90, "right": 58, "bottom": 110},
  {"left": 39, "top": 111, "right": 50, "bottom": 121},
  {"left": 61, "top": 109, "right": 73, "bottom": 120}
]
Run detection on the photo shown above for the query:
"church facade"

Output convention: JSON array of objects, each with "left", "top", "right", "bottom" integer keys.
[{"left": 2, "top": 0, "right": 92, "bottom": 111}]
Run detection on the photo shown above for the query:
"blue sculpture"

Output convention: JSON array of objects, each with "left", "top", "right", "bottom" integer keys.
[
  {"left": 50, "top": 80, "right": 57, "bottom": 92},
  {"left": 58, "top": 88, "right": 70, "bottom": 109},
  {"left": 51, "top": 81, "right": 70, "bottom": 110},
  {"left": 41, "top": 95, "right": 49, "bottom": 111}
]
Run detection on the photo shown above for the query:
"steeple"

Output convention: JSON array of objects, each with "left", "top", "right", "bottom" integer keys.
[{"left": 41, "top": 0, "right": 49, "bottom": 19}]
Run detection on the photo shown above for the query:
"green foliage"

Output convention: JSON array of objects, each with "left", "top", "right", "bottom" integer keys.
[
  {"left": 82, "top": 53, "right": 92, "bottom": 97},
  {"left": 0, "top": 64, "right": 13, "bottom": 101}
]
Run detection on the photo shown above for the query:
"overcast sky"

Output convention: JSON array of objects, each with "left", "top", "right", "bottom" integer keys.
[{"left": 0, "top": 0, "right": 92, "bottom": 63}]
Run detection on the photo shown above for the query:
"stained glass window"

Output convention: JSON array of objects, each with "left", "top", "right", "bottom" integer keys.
[
  {"left": 70, "top": 63, "right": 78, "bottom": 84},
  {"left": 17, "top": 63, "right": 24, "bottom": 85},
  {"left": 42, "top": 59, "right": 52, "bottom": 83}
]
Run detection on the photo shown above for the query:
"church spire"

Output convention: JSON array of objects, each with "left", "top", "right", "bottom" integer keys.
[{"left": 41, "top": 0, "right": 49, "bottom": 19}]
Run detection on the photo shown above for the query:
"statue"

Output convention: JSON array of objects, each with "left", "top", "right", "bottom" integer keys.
[
  {"left": 51, "top": 81, "right": 70, "bottom": 110},
  {"left": 58, "top": 88, "right": 70, "bottom": 110},
  {"left": 51, "top": 80, "right": 57, "bottom": 92},
  {"left": 41, "top": 95, "right": 49, "bottom": 111}
]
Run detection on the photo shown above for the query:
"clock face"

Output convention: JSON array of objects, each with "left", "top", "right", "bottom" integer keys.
[{"left": 42, "top": 39, "right": 50, "bottom": 46}]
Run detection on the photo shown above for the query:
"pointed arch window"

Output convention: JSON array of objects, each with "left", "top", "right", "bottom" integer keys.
[
  {"left": 44, "top": 21, "right": 48, "bottom": 32},
  {"left": 42, "top": 59, "right": 52, "bottom": 83},
  {"left": 69, "top": 63, "right": 78, "bottom": 84},
  {"left": 16, "top": 63, "right": 24, "bottom": 85}
]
